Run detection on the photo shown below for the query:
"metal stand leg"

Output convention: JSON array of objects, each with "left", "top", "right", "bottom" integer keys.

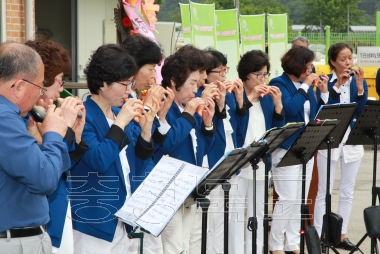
[
  {"left": 222, "top": 181, "right": 231, "bottom": 254},
  {"left": 199, "top": 198, "right": 210, "bottom": 254}
]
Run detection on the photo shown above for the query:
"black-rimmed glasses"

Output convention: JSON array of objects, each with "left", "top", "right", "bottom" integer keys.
[
  {"left": 252, "top": 72, "right": 271, "bottom": 80},
  {"left": 22, "top": 79, "right": 48, "bottom": 96},
  {"left": 209, "top": 66, "right": 230, "bottom": 75},
  {"left": 55, "top": 78, "right": 65, "bottom": 87},
  {"left": 115, "top": 79, "right": 136, "bottom": 90}
]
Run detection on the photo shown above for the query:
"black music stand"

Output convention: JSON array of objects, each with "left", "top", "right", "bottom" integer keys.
[
  {"left": 249, "top": 122, "right": 304, "bottom": 254},
  {"left": 315, "top": 103, "right": 358, "bottom": 254},
  {"left": 190, "top": 147, "right": 265, "bottom": 254},
  {"left": 277, "top": 119, "right": 340, "bottom": 254},
  {"left": 344, "top": 101, "right": 380, "bottom": 254}
]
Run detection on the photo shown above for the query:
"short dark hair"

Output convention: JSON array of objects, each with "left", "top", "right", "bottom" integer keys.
[
  {"left": 281, "top": 46, "right": 315, "bottom": 78},
  {"left": 161, "top": 53, "right": 199, "bottom": 91},
  {"left": 328, "top": 42, "right": 353, "bottom": 71},
  {"left": 238, "top": 50, "right": 270, "bottom": 81},
  {"left": 84, "top": 44, "right": 138, "bottom": 95},
  {"left": 0, "top": 41, "right": 41, "bottom": 83},
  {"left": 25, "top": 38, "right": 71, "bottom": 87},
  {"left": 176, "top": 44, "right": 209, "bottom": 71},
  {"left": 121, "top": 34, "right": 162, "bottom": 68},
  {"left": 204, "top": 47, "right": 227, "bottom": 75}
]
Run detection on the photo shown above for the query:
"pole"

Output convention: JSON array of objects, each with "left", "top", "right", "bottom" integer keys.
[{"left": 325, "top": 26, "right": 330, "bottom": 65}]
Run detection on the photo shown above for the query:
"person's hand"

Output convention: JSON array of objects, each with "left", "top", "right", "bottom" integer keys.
[
  {"left": 233, "top": 78, "right": 244, "bottom": 108},
  {"left": 201, "top": 97, "right": 215, "bottom": 127},
  {"left": 57, "top": 97, "right": 85, "bottom": 128},
  {"left": 353, "top": 66, "right": 365, "bottom": 94},
  {"left": 303, "top": 73, "right": 319, "bottom": 87},
  {"left": 214, "top": 81, "right": 226, "bottom": 111},
  {"left": 335, "top": 68, "right": 351, "bottom": 88},
  {"left": 144, "top": 85, "right": 166, "bottom": 105},
  {"left": 39, "top": 103, "right": 68, "bottom": 138},
  {"left": 183, "top": 97, "right": 206, "bottom": 116},
  {"left": 268, "top": 86, "right": 283, "bottom": 114},
  {"left": 139, "top": 98, "right": 160, "bottom": 142},
  {"left": 315, "top": 74, "right": 329, "bottom": 93},
  {"left": 202, "top": 83, "right": 219, "bottom": 102},
  {"left": 253, "top": 84, "right": 270, "bottom": 97},
  {"left": 157, "top": 87, "right": 174, "bottom": 122},
  {"left": 114, "top": 98, "right": 143, "bottom": 129}
]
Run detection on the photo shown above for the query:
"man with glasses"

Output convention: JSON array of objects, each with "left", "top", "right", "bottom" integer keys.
[{"left": 0, "top": 42, "right": 71, "bottom": 254}]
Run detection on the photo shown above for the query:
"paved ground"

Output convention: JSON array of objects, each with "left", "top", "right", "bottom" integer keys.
[{"left": 325, "top": 145, "right": 380, "bottom": 254}]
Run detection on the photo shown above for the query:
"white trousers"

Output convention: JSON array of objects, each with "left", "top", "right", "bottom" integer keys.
[
  {"left": 161, "top": 205, "right": 193, "bottom": 254},
  {"left": 314, "top": 151, "right": 362, "bottom": 236},
  {"left": 229, "top": 176, "right": 265, "bottom": 254},
  {"left": 268, "top": 148, "right": 314, "bottom": 252},
  {"left": 73, "top": 221, "right": 162, "bottom": 254},
  {"left": 0, "top": 227, "right": 51, "bottom": 254}
]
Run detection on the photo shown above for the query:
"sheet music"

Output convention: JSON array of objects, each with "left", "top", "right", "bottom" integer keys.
[{"left": 115, "top": 156, "right": 208, "bottom": 236}]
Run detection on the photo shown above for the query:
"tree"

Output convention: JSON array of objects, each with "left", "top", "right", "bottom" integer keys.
[{"left": 301, "top": 0, "right": 365, "bottom": 32}]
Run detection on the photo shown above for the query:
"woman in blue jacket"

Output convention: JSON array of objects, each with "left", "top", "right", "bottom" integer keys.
[
  {"left": 314, "top": 43, "right": 368, "bottom": 250},
  {"left": 156, "top": 50, "right": 216, "bottom": 254},
  {"left": 268, "top": 46, "right": 329, "bottom": 254},
  {"left": 70, "top": 44, "right": 159, "bottom": 254},
  {"left": 25, "top": 38, "right": 87, "bottom": 254},
  {"left": 230, "top": 50, "right": 284, "bottom": 254}
]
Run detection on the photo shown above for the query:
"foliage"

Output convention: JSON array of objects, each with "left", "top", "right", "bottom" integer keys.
[{"left": 301, "top": 0, "right": 365, "bottom": 32}]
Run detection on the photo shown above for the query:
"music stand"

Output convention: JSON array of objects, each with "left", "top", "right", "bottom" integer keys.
[
  {"left": 315, "top": 103, "right": 358, "bottom": 254},
  {"left": 344, "top": 101, "right": 380, "bottom": 254},
  {"left": 190, "top": 147, "right": 265, "bottom": 254},
  {"left": 249, "top": 122, "right": 304, "bottom": 254},
  {"left": 277, "top": 119, "right": 340, "bottom": 254}
]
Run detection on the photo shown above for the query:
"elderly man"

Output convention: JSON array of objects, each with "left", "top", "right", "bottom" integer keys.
[{"left": 0, "top": 41, "right": 70, "bottom": 254}]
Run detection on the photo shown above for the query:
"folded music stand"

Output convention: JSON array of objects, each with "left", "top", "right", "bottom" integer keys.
[
  {"left": 277, "top": 119, "right": 340, "bottom": 254},
  {"left": 344, "top": 100, "right": 380, "bottom": 254},
  {"left": 315, "top": 103, "right": 358, "bottom": 254},
  {"left": 190, "top": 147, "right": 265, "bottom": 254},
  {"left": 249, "top": 122, "right": 304, "bottom": 254}
]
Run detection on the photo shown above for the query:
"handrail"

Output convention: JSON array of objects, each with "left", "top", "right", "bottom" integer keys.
[{"left": 63, "top": 82, "right": 88, "bottom": 89}]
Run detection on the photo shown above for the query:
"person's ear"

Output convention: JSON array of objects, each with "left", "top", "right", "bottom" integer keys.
[
  {"left": 12, "top": 80, "right": 26, "bottom": 99},
  {"left": 170, "top": 79, "right": 176, "bottom": 90}
]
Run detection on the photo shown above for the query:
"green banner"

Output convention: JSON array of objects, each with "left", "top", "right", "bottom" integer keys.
[
  {"left": 215, "top": 9, "right": 240, "bottom": 79},
  {"left": 180, "top": 4, "right": 192, "bottom": 45},
  {"left": 189, "top": 1, "right": 216, "bottom": 49},
  {"left": 240, "top": 14, "right": 266, "bottom": 54},
  {"left": 267, "top": 14, "right": 288, "bottom": 78}
]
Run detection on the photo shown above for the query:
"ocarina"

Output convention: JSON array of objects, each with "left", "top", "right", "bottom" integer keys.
[
  {"left": 31, "top": 105, "right": 83, "bottom": 123},
  {"left": 348, "top": 69, "right": 358, "bottom": 76}
]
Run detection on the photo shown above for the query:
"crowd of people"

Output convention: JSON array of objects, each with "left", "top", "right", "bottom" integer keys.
[{"left": 0, "top": 35, "right": 368, "bottom": 254}]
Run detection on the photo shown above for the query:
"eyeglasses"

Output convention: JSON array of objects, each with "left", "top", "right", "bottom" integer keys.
[
  {"left": 252, "top": 72, "right": 271, "bottom": 80},
  {"left": 209, "top": 66, "right": 230, "bottom": 75},
  {"left": 55, "top": 77, "right": 65, "bottom": 87},
  {"left": 306, "top": 64, "right": 314, "bottom": 71},
  {"left": 115, "top": 79, "right": 136, "bottom": 90},
  {"left": 22, "top": 79, "right": 48, "bottom": 96}
]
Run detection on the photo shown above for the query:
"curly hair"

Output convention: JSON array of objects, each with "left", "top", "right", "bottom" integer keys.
[
  {"left": 161, "top": 53, "right": 200, "bottom": 91},
  {"left": 84, "top": 44, "right": 138, "bottom": 95},
  {"left": 176, "top": 45, "right": 209, "bottom": 71},
  {"left": 121, "top": 34, "right": 162, "bottom": 68},
  {"left": 328, "top": 43, "right": 352, "bottom": 71},
  {"left": 281, "top": 46, "right": 315, "bottom": 78},
  {"left": 238, "top": 50, "right": 270, "bottom": 81},
  {"left": 25, "top": 38, "right": 71, "bottom": 87}
]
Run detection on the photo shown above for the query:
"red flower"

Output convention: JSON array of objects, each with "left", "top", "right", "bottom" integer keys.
[{"left": 122, "top": 16, "right": 132, "bottom": 28}]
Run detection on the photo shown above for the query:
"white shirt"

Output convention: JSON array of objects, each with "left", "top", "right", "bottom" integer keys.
[
  {"left": 239, "top": 101, "right": 266, "bottom": 180},
  {"left": 106, "top": 118, "right": 131, "bottom": 199},
  {"left": 318, "top": 72, "right": 364, "bottom": 162}
]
